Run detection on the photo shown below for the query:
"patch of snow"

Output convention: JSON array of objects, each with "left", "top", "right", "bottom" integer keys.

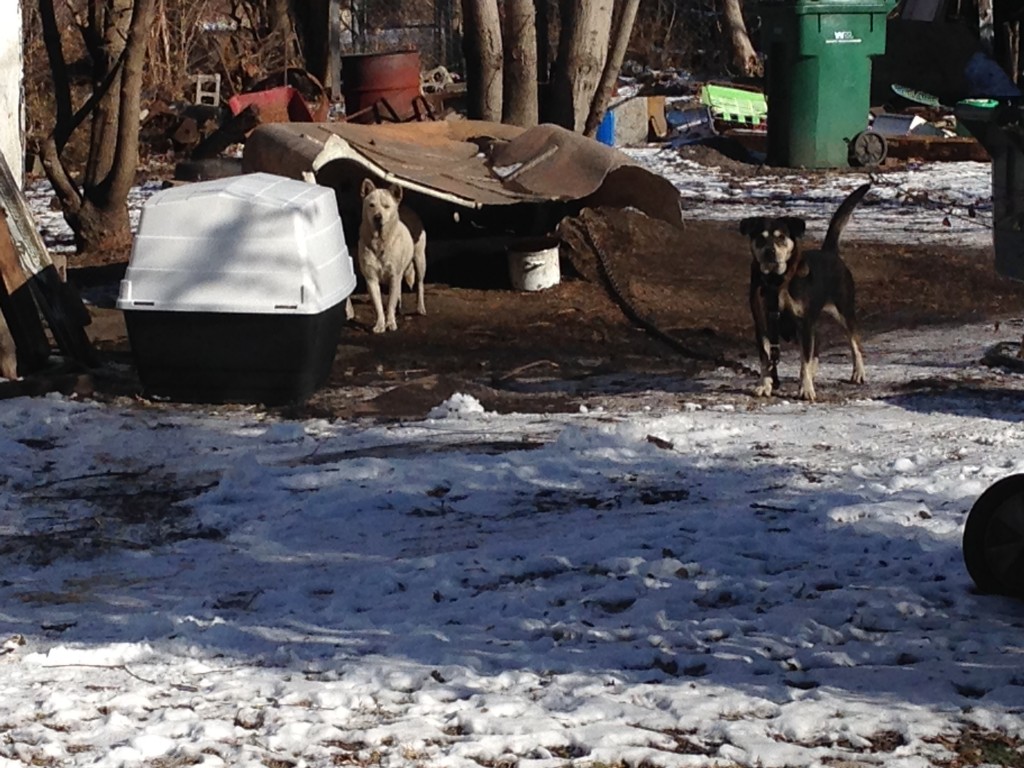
[{"left": 5, "top": 149, "right": 1024, "bottom": 768}]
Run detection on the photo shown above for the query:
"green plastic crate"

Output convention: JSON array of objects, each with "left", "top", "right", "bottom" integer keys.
[{"left": 700, "top": 84, "right": 768, "bottom": 127}]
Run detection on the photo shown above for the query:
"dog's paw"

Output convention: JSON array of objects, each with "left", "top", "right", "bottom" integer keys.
[
  {"left": 753, "top": 379, "right": 773, "bottom": 398},
  {"left": 797, "top": 384, "right": 817, "bottom": 402},
  {"left": 386, "top": 319, "right": 398, "bottom": 332},
  {"left": 371, "top": 321, "right": 387, "bottom": 334},
  {"left": 797, "top": 364, "right": 817, "bottom": 401},
  {"left": 850, "top": 369, "right": 865, "bottom": 385}
]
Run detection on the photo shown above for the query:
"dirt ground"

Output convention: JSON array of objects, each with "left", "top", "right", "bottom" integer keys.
[{"left": 69, "top": 146, "right": 1024, "bottom": 421}]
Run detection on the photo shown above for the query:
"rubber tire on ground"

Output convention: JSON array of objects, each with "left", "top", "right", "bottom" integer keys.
[
  {"left": 962, "top": 473, "right": 1024, "bottom": 596},
  {"left": 173, "top": 157, "right": 244, "bottom": 182},
  {"left": 848, "top": 130, "right": 888, "bottom": 167}
]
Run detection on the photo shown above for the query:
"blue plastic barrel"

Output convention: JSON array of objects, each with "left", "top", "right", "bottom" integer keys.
[{"left": 596, "top": 110, "right": 615, "bottom": 146}]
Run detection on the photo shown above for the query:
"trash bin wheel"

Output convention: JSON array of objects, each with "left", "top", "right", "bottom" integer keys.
[
  {"left": 963, "top": 473, "right": 1024, "bottom": 596},
  {"left": 848, "top": 130, "right": 888, "bottom": 167}
]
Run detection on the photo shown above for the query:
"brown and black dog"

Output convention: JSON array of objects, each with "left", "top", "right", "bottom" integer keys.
[{"left": 740, "top": 183, "right": 870, "bottom": 402}]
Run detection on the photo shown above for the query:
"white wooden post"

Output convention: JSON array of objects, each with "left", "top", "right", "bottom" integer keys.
[{"left": 0, "top": 0, "right": 23, "bottom": 189}]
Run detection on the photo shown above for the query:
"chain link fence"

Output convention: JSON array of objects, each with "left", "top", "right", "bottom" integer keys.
[{"left": 339, "top": 0, "right": 461, "bottom": 69}]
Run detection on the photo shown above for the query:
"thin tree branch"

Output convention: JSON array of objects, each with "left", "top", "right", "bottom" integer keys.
[
  {"left": 39, "top": 136, "right": 82, "bottom": 213},
  {"left": 584, "top": 0, "right": 641, "bottom": 138},
  {"left": 54, "top": 57, "right": 127, "bottom": 154},
  {"left": 38, "top": 0, "right": 73, "bottom": 134}
]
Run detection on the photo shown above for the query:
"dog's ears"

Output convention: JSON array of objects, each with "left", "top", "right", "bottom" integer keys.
[
  {"left": 389, "top": 184, "right": 404, "bottom": 204},
  {"left": 783, "top": 217, "right": 807, "bottom": 239},
  {"left": 740, "top": 216, "right": 807, "bottom": 239},
  {"left": 361, "top": 178, "right": 376, "bottom": 198},
  {"left": 739, "top": 217, "right": 766, "bottom": 237}
]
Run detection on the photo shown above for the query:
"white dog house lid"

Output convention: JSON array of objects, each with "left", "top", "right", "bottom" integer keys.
[{"left": 116, "top": 173, "right": 356, "bottom": 315}]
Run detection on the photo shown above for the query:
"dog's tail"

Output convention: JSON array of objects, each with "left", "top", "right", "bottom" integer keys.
[{"left": 823, "top": 183, "right": 871, "bottom": 252}]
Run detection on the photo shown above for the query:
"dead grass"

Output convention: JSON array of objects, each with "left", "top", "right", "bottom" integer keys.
[
  {"left": 928, "top": 727, "right": 1024, "bottom": 767},
  {"left": 1, "top": 467, "right": 222, "bottom": 566}
]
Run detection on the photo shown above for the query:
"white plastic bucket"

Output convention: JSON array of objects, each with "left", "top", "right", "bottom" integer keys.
[{"left": 507, "top": 238, "right": 560, "bottom": 291}]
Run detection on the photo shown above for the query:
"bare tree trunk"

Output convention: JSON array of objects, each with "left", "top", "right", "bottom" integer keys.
[
  {"left": 723, "top": 0, "right": 761, "bottom": 77},
  {"left": 329, "top": 0, "right": 343, "bottom": 98},
  {"left": 996, "top": 0, "right": 1021, "bottom": 88},
  {"left": 84, "top": 0, "right": 133, "bottom": 190},
  {"left": 461, "top": 0, "right": 503, "bottom": 121},
  {"left": 547, "top": 0, "right": 612, "bottom": 131},
  {"left": 535, "top": 0, "right": 553, "bottom": 86},
  {"left": 37, "top": 0, "right": 74, "bottom": 170},
  {"left": 79, "top": 0, "right": 155, "bottom": 253},
  {"left": 38, "top": 0, "right": 156, "bottom": 255},
  {"left": 503, "top": 0, "right": 539, "bottom": 127},
  {"left": 106, "top": 1, "right": 153, "bottom": 211},
  {"left": 1008, "top": 21, "right": 1021, "bottom": 85},
  {"left": 268, "top": 0, "right": 292, "bottom": 34},
  {"left": 584, "top": 0, "right": 641, "bottom": 137},
  {"left": 290, "top": 0, "right": 331, "bottom": 85},
  {"left": 979, "top": 0, "right": 995, "bottom": 53}
]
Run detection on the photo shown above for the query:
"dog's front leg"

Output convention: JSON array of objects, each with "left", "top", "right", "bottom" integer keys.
[
  {"left": 415, "top": 278, "right": 426, "bottom": 316},
  {"left": 414, "top": 247, "right": 427, "bottom": 316},
  {"left": 384, "top": 276, "right": 403, "bottom": 332},
  {"left": 849, "top": 334, "right": 866, "bottom": 384},
  {"left": 366, "top": 279, "right": 387, "bottom": 334},
  {"left": 751, "top": 287, "right": 774, "bottom": 398},
  {"left": 797, "top": 324, "right": 817, "bottom": 402},
  {"left": 754, "top": 334, "right": 774, "bottom": 398}
]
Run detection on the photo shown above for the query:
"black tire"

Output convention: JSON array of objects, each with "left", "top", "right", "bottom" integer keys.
[
  {"left": 848, "top": 130, "right": 888, "bottom": 167},
  {"left": 963, "top": 473, "right": 1024, "bottom": 596}
]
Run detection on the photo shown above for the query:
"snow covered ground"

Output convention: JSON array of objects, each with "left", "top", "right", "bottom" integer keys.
[
  {"left": 625, "top": 147, "right": 995, "bottom": 249},
  {"left": 3, "top": 153, "right": 1024, "bottom": 768}
]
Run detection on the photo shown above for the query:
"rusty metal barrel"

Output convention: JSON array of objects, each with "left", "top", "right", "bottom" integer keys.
[{"left": 341, "top": 50, "right": 422, "bottom": 123}]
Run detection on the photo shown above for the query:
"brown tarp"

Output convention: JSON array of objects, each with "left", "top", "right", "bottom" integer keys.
[{"left": 242, "top": 120, "right": 684, "bottom": 229}]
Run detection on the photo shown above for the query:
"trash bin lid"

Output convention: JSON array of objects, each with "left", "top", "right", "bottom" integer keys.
[{"left": 756, "top": 0, "right": 895, "bottom": 12}]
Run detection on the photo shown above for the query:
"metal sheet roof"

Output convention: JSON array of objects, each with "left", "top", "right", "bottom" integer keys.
[{"left": 242, "top": 120, "right": 684, "bottom": 228}]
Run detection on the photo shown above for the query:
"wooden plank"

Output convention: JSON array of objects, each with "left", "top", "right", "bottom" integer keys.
[
  {"left": 0, "top": 214, "right": 32, "bottom": 377},
  {"left": 0, "top": 204, "right": 51, "bottom": 374},
  {"left": 0, "top": 149, "right": 54, "bottom": 278},
  {"left": 0, "top": 148, "right": 96, "bottom": 368},
  {"left": 0, "top": 368, "right": 94, "bottom": 400},
  {"left": 0, "top": 211, "right": 27, "bottom": 293},
  {"left": 647, "top": 95, "right": 668, "bottom": 140},
  {"left": 190, "top": 104, "right": 261, "bottom": 159}
]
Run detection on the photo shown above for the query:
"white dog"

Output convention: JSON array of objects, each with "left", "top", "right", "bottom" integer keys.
[{"left": 345, "top": 178, "right": 427, "bottom": 333}]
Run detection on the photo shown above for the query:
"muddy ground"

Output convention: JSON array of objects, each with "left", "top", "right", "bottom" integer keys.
[{"left": 69, "top": 148, "right": 1024, "bottom": 421}]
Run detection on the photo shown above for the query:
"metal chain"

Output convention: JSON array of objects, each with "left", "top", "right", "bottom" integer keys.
[{"left": 579, "top": 218, "right": 756, "bottom": 376}]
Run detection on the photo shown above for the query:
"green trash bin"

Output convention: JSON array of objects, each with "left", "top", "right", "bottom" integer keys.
[{"left": 756, "top": 0, "right": 895, "bottom": 168}]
